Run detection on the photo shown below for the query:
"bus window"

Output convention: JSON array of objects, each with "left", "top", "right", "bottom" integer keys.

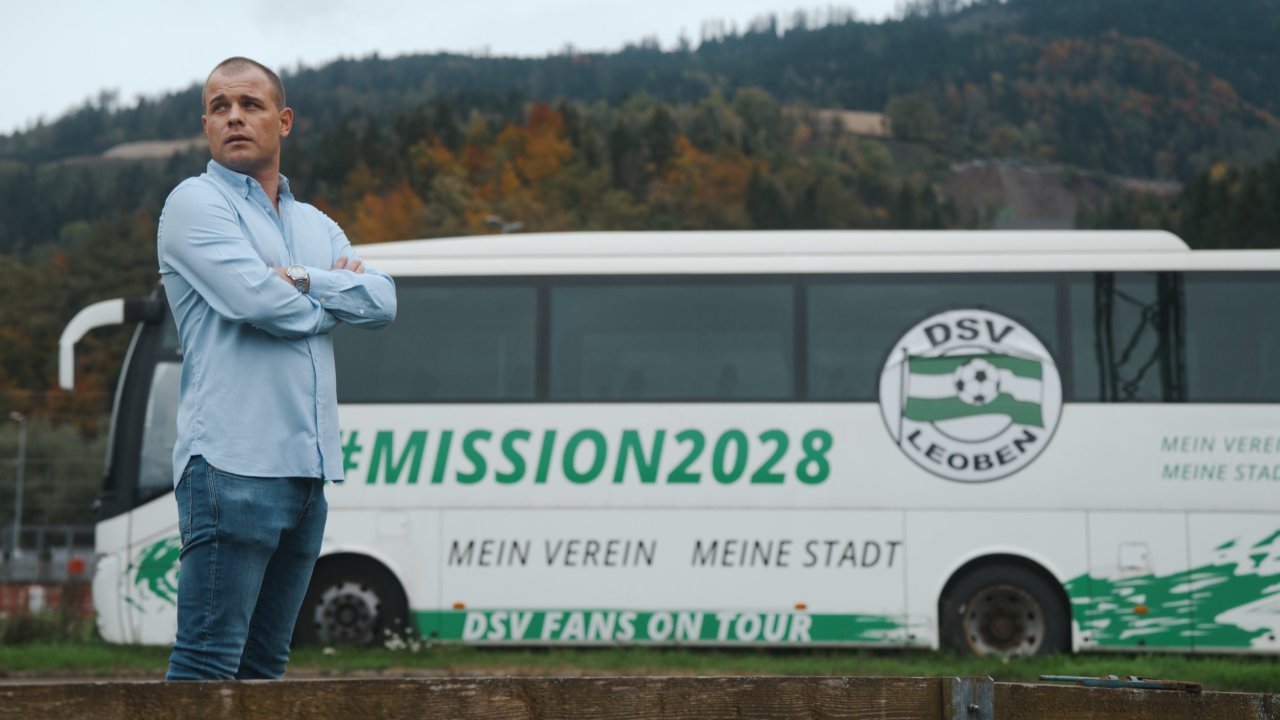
[
  {"left": 1183, "top": 273, "right": 1280, "bottom": 402},
  {"left": 96, "top": 304, "right": 182, "bottom": 517},
  {"left": 1070, "top": 273, "right": 1166, "bottom": 402},
  {"left": 333, "top": 283, "right": 536, "bottom": 402},
  {"left": 808, "top": 275, "right": 1061, "bottom": 400},
  {"left": 550, "top": 282, "right": 794, "bottom": 401},
  {"left": 136, "top": 361, "right": 180, "bottom": 503}
]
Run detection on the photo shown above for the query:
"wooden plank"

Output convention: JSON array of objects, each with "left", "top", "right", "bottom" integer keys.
[
  {"left": 0, "top": 676, "right": 943, "bottom": 720},
  {"left": 3, "top": 676, "right": 1274, "bottom": 720},
  {"left": 994, "top": 682, "right": 1276, "bottom": 720}
]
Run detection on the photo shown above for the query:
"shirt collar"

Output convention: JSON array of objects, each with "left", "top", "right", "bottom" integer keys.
[{"left": 207, "top": 159, "right": 292, "bottom": 200}]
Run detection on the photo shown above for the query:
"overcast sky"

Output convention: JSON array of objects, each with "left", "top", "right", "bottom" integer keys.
[{"left": 1, "top": 0, "right": 900, "bottom": 137}]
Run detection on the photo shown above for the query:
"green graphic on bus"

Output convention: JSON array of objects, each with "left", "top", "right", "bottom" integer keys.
[
  {"left": 1067, "top": 531, "right": 1280, "bottom": 649},
  {"left": 133, "top": 536, "right": 182, "bottom": 608},
  {"left": 344, "top": 427, "right": 833, "bottom": 486},
  {"left": 417, "top": 609, "right": 904, "bottom": 644}
]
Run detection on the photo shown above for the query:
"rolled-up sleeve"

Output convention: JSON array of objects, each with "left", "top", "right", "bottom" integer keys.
[{"left": 158, "top": 180, "right": 338, "bottom": 338}]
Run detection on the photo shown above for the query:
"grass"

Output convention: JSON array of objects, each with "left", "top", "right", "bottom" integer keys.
[
  {"left": 295, "top": 644, "right": 1280, "bottom": 692},
  {"left": 2, "top": 631, "right": 1278, "bottom": 692}
]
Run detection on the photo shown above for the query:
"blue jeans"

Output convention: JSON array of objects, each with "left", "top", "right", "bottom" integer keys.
[{"left": 166, "top": 456, "right": 327, "bottom": 680}]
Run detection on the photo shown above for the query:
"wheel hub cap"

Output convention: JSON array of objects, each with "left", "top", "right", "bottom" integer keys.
[
  {"left": 314, "top": 581, "right": 380, "bottom": 644},
  {"left": 964, "top": 584, "right": 1044, "bottom": 657}
]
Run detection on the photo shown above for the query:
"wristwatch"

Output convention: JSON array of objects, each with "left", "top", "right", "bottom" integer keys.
[{"left": 286, "top": 264, "right": 310, "bottom": 294}]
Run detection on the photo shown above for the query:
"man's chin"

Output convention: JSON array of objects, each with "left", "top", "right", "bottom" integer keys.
[{"left": 215, "top": 154, "right": 267, "bottom": 175}]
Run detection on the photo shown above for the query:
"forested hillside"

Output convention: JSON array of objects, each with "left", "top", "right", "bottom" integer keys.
[
  {"left": 5, "top": 0, "right": 1278, "bottom": 171},
  {"left": 2, "top": 0, "right": 1280, "bottom": 418}
]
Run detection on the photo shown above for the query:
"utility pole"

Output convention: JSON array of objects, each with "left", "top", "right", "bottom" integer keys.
[{"left": 9, "top": 411, "right": 25, "bottom": 559}]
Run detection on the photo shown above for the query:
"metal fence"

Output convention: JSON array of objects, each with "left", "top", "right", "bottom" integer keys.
[
  {"left": 1, "top": 406, "right": 107, "bottom": 580},
  {"left": 0, "top": 523, "right": 96, "bottom": 584}
]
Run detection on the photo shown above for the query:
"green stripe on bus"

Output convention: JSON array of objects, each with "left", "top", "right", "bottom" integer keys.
[{"left": 415, "top": 609, "right": 903, "bottom": 644}]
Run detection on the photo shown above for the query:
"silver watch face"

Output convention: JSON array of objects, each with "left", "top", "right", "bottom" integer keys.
[{"left": 287, "top": 264, "right": 306, "bottom": 280}]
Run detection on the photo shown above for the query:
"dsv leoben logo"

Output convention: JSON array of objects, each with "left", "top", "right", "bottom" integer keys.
[{"left": 878, "top": 309, "right": 1062, "bottom": 482}]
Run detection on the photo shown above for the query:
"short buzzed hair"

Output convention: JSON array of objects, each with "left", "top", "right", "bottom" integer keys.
[{"left": 204, "top": 56, "right": 286, "bottom": 109}]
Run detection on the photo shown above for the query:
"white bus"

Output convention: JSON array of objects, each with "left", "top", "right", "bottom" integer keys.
[{"left": 61, "top": 230, "right": 1280, "bottom": 657}]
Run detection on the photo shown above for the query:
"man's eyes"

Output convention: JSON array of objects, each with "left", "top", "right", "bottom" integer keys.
[{"left": 209, "top": 100, "right": 261, "bottom": 112}]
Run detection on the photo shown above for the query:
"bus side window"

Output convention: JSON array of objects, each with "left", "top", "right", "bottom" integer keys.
[
  {"left": 549, "top": 282, "right": 794, "bottom": 401},
  {"left": 808, "top": 275, "right": 1061, "bottom": 401},
  {"left": 332, "top": 283, "right": 537, "bottom": 402},
  {"left": 1183, "top": 273, "right": 1280, "bottom": 402},
  {"left": 1069, "top": 272, "right": 1166, "bottom": 402}
]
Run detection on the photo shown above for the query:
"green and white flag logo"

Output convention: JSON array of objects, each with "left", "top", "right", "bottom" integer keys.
[
  {"left": 904, "top": 354, "right": 1044, "bottom": 428},
  {"left": 879, "top": 309, "right": 1063, "bottom": 484}
]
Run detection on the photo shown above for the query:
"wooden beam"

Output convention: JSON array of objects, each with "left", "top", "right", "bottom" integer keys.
[
  {"left": 1, "top": 676, "right": 1275, "bottom": 720},
  {"left": 994, "top": 682, "right": 1278, "bottom": 720},
  {"left": 0, "top": 676, "right": 943, "bottom": 720}
]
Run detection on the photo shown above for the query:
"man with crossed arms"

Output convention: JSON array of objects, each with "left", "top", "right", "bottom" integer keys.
[{"left": 158, "top": 56, "right": 397, "bottom": 680}]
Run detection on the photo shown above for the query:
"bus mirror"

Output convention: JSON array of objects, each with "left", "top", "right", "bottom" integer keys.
[{"left": 58, "top": 298, "right": 125, "bottom": 391}]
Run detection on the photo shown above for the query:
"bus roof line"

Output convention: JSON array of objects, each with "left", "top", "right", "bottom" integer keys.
[
  {"left": 352, "top": 231, "right": 1192, "bottom": 260},
  {"left": 360, "top": 251, "right": 1280, "bottom": 276}
]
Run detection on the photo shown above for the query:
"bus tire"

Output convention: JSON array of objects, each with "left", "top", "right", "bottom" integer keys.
[
  {"left": 293, "top": 558, "right": 411, "bottom": 647},
  {"left": 940, "top": 564, "right": 1068, "bottom": 657}
]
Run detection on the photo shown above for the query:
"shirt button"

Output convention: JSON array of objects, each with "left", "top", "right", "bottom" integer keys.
[{"left": 359, "top": 309, "right": 366, "bottom": 315}]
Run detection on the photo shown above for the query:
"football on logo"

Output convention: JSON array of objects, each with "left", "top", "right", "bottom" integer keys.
[
  {"left": 878, "top": 309, "right": 1063, "bottom": 483},
  {"left": 955, "top": 358, "right": 999, "bottom": 406}
]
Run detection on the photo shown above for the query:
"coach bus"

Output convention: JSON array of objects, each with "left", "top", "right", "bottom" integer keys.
[{"left": 59, "top": 230, "right": 1280, "bottom": 657}]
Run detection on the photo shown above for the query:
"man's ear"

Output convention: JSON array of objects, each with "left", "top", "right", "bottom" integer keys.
[{"left": 279, "top": 107, "right": 294, "bottom": 138}]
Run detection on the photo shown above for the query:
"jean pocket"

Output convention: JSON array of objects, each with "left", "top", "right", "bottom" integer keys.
[
  {"left": 177, "top": 456, "right": 211, "bottom": 545},
  {"left": 177, "top": 471, "right": 193, "bottom": 545}
]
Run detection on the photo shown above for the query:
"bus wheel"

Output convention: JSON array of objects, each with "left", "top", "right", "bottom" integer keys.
[
  {"left": 294, "top": 559, "right": 410, "bottom": 647},
  {"left": 941, "top": 565, "right": 1068, "bottom": 657}
]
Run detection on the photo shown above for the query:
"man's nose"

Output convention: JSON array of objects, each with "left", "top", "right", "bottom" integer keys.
[{"left": 227, "top": 103, "right": 244, "bottom": 124}]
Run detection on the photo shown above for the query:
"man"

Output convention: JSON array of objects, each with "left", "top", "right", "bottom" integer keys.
[{"left": 157, "top": 57, "right": 396, "bottom": 680}]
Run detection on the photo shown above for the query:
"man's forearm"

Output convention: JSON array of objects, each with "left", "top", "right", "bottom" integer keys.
[{"left": 306, "top": 266, "right": 397, "bottom": 328}]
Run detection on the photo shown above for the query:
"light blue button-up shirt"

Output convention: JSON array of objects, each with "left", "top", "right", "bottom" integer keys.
[{"left": 157, "top": 160, "right": 396, "bottom": 485}]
